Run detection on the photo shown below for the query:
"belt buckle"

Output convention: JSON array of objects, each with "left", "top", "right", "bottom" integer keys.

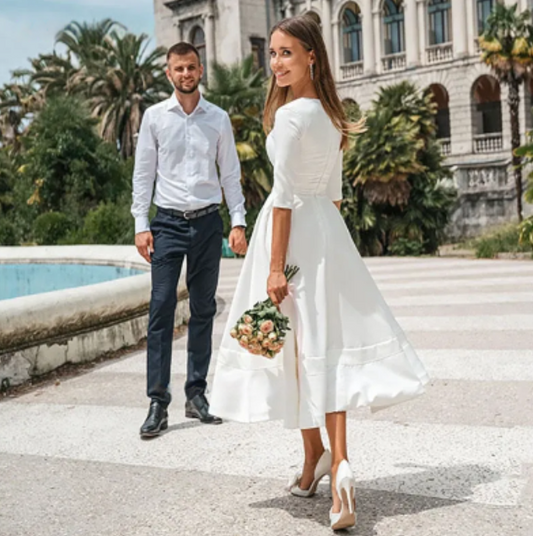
[{"left": 182, "top": 209, "right": 195, "bottom": 220}]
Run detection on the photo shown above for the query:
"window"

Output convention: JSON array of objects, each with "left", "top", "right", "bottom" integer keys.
[
  {"left": 191, "top": 26, "right": 207, "bottom": 81},
  {"left": 342, "top": 5, "right": 363, "bottom": 63},
  {"left": 477, "top": 0, "right": 494, "bottom": 35},
  {"left": 250, "top": 37, "right": 266, "bottom": 73},
  {"left": 428, "top": 0, "right": 452, "bottom": 45},
  {"left": 383, "top": 0, "right": 405, "bottom": 55},
  {"left": 429, "top": 84, "right": 451, "bottom": 138},
  {"left": 472, "top": 75, "right": 502, "bottom": 134}
]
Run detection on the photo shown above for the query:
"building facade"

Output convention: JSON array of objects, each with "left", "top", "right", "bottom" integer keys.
[{"left": 154, "top": 0, "right": 533, "bottom": 237}]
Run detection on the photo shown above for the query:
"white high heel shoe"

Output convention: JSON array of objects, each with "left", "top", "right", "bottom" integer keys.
[
  {"left": 329, "top": 460, "right": 356, "bottom": 531},
  {"left": 288, "top": 449, "right": 332, "bottom": 498}
]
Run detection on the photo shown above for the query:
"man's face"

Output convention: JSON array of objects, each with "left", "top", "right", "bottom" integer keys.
[{"left": 166, "top": 52, "right": 204, "bottom": 95}]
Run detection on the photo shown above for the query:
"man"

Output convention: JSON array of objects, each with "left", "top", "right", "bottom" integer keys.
[{"left": 132, "top": 42, "right": 248, "bottom": 438}]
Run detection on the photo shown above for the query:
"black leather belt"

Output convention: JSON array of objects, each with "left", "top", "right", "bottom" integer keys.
[{"left": 157, "top": 204, "right": 219, "bottom": 220}]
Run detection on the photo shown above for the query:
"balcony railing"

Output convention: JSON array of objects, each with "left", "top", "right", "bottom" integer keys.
[
  {"left": 426, "top": 43, "right": 453, "bottom": 64},
  {"left": 340, "top": 61, "right": 364, "bottom": 81},
  {"left": 381, "top": 52, "right": 406, "bottom": 72},
  {"left": 473, "top": 133, "right": 503, "bottom": 153},
  {"left": 439, "top": 138, "right": 451, "bottom": 156}
]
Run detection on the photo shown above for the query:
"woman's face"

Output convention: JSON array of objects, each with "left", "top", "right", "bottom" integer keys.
[{"left": 269, "top": 29, "right": 313, "bottom": 88}]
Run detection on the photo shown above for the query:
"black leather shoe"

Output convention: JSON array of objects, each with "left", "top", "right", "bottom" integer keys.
[
  {"left": 185, "top": 394, "right": 222, "bottom": 424},
  {"left": 140, "top": 400, "right": 168, "bottom": 438}
]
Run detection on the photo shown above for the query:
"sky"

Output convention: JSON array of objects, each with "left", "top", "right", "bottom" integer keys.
[{"left": 0, "top": 0, "right": 156, "bottom": 85}]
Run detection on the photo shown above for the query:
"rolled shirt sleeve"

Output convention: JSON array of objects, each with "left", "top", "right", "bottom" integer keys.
[
  {"left": 327, "top": 150, "right": 343, "bottom": 202},
  {"left": 218, "top": 112, "right": 247, "bottom": 228},
  {"left": 270, "top": 107, "right": 301, "bottom": 210},
  {"left": 131, "top": 109, "right": 157, "bottom": 234}
]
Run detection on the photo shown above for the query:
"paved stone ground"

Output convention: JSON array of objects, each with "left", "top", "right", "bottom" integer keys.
[{"left": 1, "top": 257, "right": 533, "bottom": 536}]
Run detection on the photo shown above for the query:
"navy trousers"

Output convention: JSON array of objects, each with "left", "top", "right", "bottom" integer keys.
[{"left": 146, "top": 207, "right": 223, "bottom": 407}]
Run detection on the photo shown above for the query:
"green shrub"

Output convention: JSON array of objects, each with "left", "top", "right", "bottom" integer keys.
[
  {"left": 0, "top": 218, "right": 17, "bottom": 245},
  {"left": 388, "top": 238, "right": 424, "bottom": 256},
  {"left": 519, "top": 216, "right": 533, "bottom": 247},
  {"left": 33, "top": 211, "right": 71, "bottom": 245},
  {"left": 471, "top": 223, "right": 532, "bottom": 258},
  {"left": 81, "top": 202, "right": 134, "bottom": 245}
]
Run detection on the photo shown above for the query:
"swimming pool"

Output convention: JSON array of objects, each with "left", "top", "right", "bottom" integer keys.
[{"left": 0, "top": 263, "right": 146, "bottom": 301}]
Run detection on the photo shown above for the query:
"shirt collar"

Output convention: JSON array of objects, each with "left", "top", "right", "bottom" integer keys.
[{"left": 167, "top": 92, "right": 207, "bottom": 115}]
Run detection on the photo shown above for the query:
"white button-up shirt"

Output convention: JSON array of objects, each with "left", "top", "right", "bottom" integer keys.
[{"left": 131, "top": 93, "right": 246, "bottom": 234}]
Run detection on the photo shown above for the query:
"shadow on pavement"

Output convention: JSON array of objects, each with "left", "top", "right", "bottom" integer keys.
[{"left": 249, "top": 463, "right": 501, "bottom": 534}]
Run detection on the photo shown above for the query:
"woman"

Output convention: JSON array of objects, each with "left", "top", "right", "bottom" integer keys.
[{"left": 210, "top": 15, "right": 428, "bottom": 530}]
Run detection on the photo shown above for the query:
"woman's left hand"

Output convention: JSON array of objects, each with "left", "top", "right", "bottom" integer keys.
[{"left": 267, "top": 271, "right": 288, "bottom": 305}]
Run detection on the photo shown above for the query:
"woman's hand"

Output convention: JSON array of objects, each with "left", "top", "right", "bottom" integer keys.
[{"left": 267, "top": 271, "right": 288, "bottom": 305}]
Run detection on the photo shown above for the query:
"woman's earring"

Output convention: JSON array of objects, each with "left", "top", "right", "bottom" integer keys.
[{"left": 310, "top": 64, "right": 314, "bottom": 81}]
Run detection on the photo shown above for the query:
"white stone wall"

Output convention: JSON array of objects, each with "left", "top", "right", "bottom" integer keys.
[
  {"left": 153, "top": 0, "right": 178, "bottom": 49},
  {"left": 215, "top": 0, "right": 245, "bottom": 64}
]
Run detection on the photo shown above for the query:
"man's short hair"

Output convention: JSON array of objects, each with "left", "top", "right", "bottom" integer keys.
[{"left": 167, "top": 42, "right": 202, "bottom": 63}]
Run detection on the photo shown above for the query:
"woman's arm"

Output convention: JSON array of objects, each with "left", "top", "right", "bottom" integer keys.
[
  {"left": 267, "top": 208, "right": 291, "bottom": 305},
  {"left": 267, "top": 107, "right": 301, "bottom": 306}
]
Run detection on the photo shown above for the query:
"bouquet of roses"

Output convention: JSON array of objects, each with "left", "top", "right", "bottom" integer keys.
[{"left": 230, "top": 265, "right": 300, "bottom": 359}]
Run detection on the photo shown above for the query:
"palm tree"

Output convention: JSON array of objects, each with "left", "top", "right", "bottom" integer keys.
[
  {"left": 205, "top": 56, "right": 270, "bottom": 208},
  {"left": 79, "top": 31, "right": 169, "bottom": 159},
  {"left": 0, "top": 82, "right": 43, "bottom": 151},
  {"left": 55, "top": 19, "right": 122, "bottom": 67},
  {"left": 479, "top": 3, "right": 533, "bottom": 221},
  {"left": 14, "top": 53, "right": 76, "bottom": 97},
  {"left": 344, "top": 82, "right": 434, "bottom": 206}
]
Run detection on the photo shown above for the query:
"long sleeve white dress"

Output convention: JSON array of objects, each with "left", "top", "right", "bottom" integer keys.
[{"left": 210, "top": 97, "right": 429, "bottom": 430}]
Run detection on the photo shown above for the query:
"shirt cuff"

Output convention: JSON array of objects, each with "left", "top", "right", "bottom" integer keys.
[
  {"left": 135, "top": 216, "right": 150, "bottom": 234},
  {"left": 230, "top": 210, "right": 247, "bottom": 228}
]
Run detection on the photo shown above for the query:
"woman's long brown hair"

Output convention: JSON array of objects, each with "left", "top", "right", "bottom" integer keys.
[{"left": 263, "top": 15, "right": 364, "bottom": 150}]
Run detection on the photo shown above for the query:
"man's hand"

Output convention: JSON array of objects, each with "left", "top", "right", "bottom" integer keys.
[
  {"left": 229, "top": 226, "right": 248, "bottom": 256},
  {"left": 135, "top": 231, "right": 154, "bottom": 263}
]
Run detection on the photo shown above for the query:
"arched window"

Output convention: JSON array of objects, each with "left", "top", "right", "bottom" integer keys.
[
  {"left": 342, "top": 4, "right": 363, "bottom": 63},
  {"left": 428, "top": 0, "right": 451, "bottom": 45},
  {"left": 383, "top": 0, "right": 405, "bottom": 55},
  {"left": 191, "top": 26, "right": 207, "bottom": 81},
  {"left": 429, "top": 84, "right": 451, "bottom": 139},
  {"left": 477, "top": 0, "right": 494, "bottom": 35},
  {"left": 472, "top": 75, "right": 502, "bottom": 135}
]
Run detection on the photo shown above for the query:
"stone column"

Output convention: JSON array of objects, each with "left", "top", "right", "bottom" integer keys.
[
  {"left": 452, "top": 0, "right": 468, "bottom": 57},
  {"left": 372, "top": 8, "right": 382, "bottom": 73},
  {"left": 172, "top": 18, "right": 183, "bottom": 41},
  {"left": 322, "top": 0, "right": 333, "bottom": 62},
  {"left": 405, "top": 0, "right": 420, "bottom": 66},
  {"left": 332, "top": 19, "right": 341, "bottom": 80},
  {"left": 417, "top": 0, "right": 426, "bottom": 64},
  {"left": 362, "top": 0, "right": 376, "bottom": 74},
  {"left": 204, "top": 11, "right": 216, "bottom": 85},
  {"left": 285, "top": 1, "right": 294, "bottom": 17}
]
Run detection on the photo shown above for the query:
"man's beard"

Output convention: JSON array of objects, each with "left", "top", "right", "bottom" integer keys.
[{"left": 171, "top": 78, "right": 200, "bottom": 95}]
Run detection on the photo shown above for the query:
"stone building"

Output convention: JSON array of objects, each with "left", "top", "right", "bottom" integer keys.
[{"left": 153, "top": 0, "right": 533, "bottom": 237}]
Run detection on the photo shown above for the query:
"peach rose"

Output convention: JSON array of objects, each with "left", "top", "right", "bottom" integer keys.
[
  {"left": 260, "top": 320, "right": 274, "bottom": 334},
  {"left": 268, "top": 332, "right": 277, "bottom": 341},
  {"left": 256, "top": 332, "right": 264, "bottom": 342},
  {"left": 243, "top": 314, "right": 253, "bottom": 324},
  {"left": 240, "top": 324, "right": 253, "bottom": 337},
  {"left": 230, "top": 328, "right": 238, "bottom": 339}
]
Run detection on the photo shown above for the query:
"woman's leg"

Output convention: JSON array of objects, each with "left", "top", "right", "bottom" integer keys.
[
  {"left": 298, "top": 427, "right": 326, "bottom": 489},
  {"left": 325, "top": 411, "right": 348, "bottom": 513}
]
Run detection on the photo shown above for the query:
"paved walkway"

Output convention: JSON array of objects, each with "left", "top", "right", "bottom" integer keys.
[{"left": 1, "top": 257, "right": 533, "bottom": 536}]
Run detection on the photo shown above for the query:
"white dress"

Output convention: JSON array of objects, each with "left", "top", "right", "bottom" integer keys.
[{"left": 210, "top": 98, "right": 429, "bottom": 430}]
